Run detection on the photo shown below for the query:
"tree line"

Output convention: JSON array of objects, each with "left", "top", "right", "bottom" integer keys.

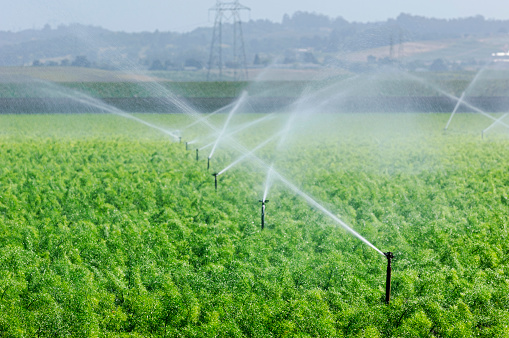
[{"left": 0, "top": 13, "right": 507, "bottom": 69}]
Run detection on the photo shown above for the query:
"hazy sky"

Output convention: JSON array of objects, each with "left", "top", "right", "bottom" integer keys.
[{"left": 5, "top": 0, "right": 509, "bottom": 33}]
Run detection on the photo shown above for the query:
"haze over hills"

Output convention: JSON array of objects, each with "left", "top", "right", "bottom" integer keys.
[{"left": 1, "top": 12, "right": 509, "bottom": 77}]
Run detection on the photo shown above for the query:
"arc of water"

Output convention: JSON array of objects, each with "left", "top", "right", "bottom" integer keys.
[
  {"left": 259, "top": 76, "right": 382, "bottom": 234},
  {"left": 273, "top": 170, "right": 385, "bottom": 256},
  {"left": 81, "top": 99, "right": 179, "bottom": 139},
  {"left": 229, "top": 113, "right": 277, "bottom": 135},
  {"left": 454, "top": 96, "right": 509, "bottom": 129},
  {"left": 445, "top": 91, "right": 465, "bottom": 130},
  {"left": 260, "top": 77, "right": 365, "bottom": 204},
  {"left": 181, "top": 101, "right": 237, "bottom": 131},
  {"left": 199, "top": 113, "right": 275, "bottom": 151},
  {"left": 482, "top": 113, "right": 509, "bottom": 136},
  {"left": 208, "top": 91, "right": 248, "bottom": 159},
  {"left": 444, "top": 64, "right": 492, "bottom": 130},
  {"left": 406, "top": 74, "right": 509, "bottom": 129},
  {"left": 261, "top": 83, "right": 327, "bottom": 203},
  {"left": 262, "top": 166, "right": 274, "bottom": 202},
  {"left": 403, "top": 72, "right": 509, "bottom": 130},
  {"left": 217, "top": 130, "right": 284, "bottom": 176},
  {"left": 262, "top": 116, "right": 296, "bottom": 201},
  {"left": 40, "top": 84, "right": 181, "bottom": 140}
]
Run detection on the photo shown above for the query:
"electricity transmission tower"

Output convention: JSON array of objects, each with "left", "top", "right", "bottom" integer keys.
[{"left": 207, "top": 1, "right": 250, "bottom": 81}]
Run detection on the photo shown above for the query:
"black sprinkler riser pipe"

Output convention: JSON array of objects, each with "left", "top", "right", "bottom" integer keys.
[
  {"left": 207, "top": 158, "right": 210, "bottom": 170},
  {"left": 384, "top": 252, "right": 394, "bottom": 304},
  {"left": 258, "top": 200, "right": 269, "bottom": 230},
  {"left": 212, "top": 173, "right": 218, "bottom": 191},
  {"left": 196, "top": 149, "right": 199, "bottom": 161}
]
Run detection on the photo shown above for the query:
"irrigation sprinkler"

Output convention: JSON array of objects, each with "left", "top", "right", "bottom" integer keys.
[
  {"left": 207, "top": 157, "right": 211, "bottom": 170},
  {"left": 258, "top": 200, "right": 269, "bottom": 229},
  {"left": 444, "top": 91, "right": 465, "bottom": 130},
  {"left": 384, "top": 252, "right": 394, "bottom": 305},
  {"left": 407, "top": 73, "right": 509, "bottom": 131},
  {"left": 186, "top": 142, "right": 188, "bottom": 150},
  {"left": 481, "top": 113, "right": 509, "bottom": 139},
  {"left": 212, "top": 173, "right": 218, "bottom": 191},
  {"left": 179, "top": 136, "right": 182, "bottom": 143},
  {"left": 196, "top": 149, "right": 199, "bottom": 161}
]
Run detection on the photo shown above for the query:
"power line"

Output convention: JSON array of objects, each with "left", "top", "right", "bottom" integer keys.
[{"left": 207, "top": 0, "right": 250, "bottom": 81}]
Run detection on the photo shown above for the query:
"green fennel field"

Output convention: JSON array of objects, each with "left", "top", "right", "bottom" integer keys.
[{"left": 1, "top": 113, "right": 509, "bottom": 337}]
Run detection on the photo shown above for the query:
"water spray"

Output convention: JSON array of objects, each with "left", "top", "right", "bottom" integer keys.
[
  {"left": 212, "top": 173, "right": 218, "bottom": 191},
  {"left": 199, "top": 114, "right": 276, "bottom": 153},
  {"left": 384, "top": 252, "right": 394, "bottom": 304},
  {"left": 207, "top": 91, "right": 248, "bottom": 163},
  {"left": 201, "top": 133, "right": 385, "bottom": 257},
  {"left": 272, "top": 170, "right": 385, "bottom": 257},
  {"left": 258, "top": 199, "right": 269, "bottom": 229},
  {"left": 44, "top": 85, "right": 181, "bottom": 141},
  {"left": 405, "top": 72, "right": 509, "bottom": 131},
  {"left": 445, "top": 91, "right": 465, "bottom": 130},
  {"left": 482, "top": 113, "right": 508, "bottom": 139},
  {"left": 444, "top": 64, "right": 492, "bottom": 130},
  {"left": 180, "top": 101, "right": 236, "bottom": 131},
  {"left": 215, "top": 131, "right": 285, "bottom": 177}
]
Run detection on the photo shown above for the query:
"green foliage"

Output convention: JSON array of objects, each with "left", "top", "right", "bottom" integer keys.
[
  {"left": 1, "top": 113, "right": 509, "bottom": 336},
  {"left": 2, "top": 72, "right": 509, "bottom": 99}
]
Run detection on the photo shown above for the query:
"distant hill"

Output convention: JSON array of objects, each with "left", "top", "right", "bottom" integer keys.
[{"left": 1, "top": 13, "right": 509, "bottom": 74}]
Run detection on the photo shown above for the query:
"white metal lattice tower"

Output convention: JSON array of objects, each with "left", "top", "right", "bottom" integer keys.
[{"left": 207, "top": 1, "right": 250, "bottom": 81}]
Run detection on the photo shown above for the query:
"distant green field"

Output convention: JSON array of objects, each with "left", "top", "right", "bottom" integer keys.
[
  {"left": 1, "top": 112, "right": 509, "bottom": 336},
  {"left": 0, "top": 77, "right": 508, "bottom": 100},
  {"left": 1, "top": 67, "right": 509, "bottom": 99},
  {"left": 0, "top": 80, "right": 309, "bottom": 98}
]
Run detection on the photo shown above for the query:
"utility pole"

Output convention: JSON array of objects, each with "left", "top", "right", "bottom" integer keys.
[{"left": 207, "top": 1, "right": 250, "bottom": 81}]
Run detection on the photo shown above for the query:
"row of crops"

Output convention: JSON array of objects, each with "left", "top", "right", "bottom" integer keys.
[
  {"left": 2, "top": 71, "right": 509, "bottom": 98},
  {"left": 1, "top": 113, "right": 509, "bottom": 336}
]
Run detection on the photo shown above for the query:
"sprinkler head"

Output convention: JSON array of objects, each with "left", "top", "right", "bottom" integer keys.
[
  {"left": 212, "top": 173, "right": 218, "bottom": 191},
  {"left": 384, "top": 252, "right": 394, "bottom": 260},
  {"left": 258, "top": 200, "right": 269, "bottom": 229}
]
